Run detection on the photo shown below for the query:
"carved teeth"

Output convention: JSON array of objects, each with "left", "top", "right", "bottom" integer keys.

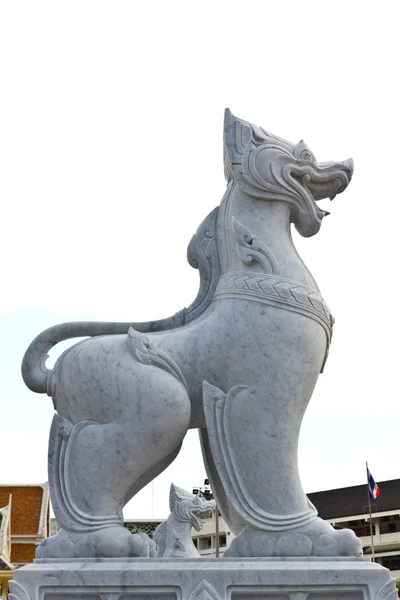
[{"left": 329, "top": 193, "right": 336, "bottom": 201}]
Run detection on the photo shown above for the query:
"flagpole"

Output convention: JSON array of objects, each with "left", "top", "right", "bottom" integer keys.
[{"left": 366, "top": 461, "right": 375, "bottom": 562}]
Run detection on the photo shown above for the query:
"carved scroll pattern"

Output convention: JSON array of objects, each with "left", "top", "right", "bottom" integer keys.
[
  {"left": 184, "top": 206, "right": 221, "bottom": 323},
  {"left": 188, "top": 579, "right": 221, "bottom": 600},
  {"left": 8, "top": 582, "right": 30, "bottom": 600},
  {"left": 232, "top": 217, "right": 278, "bottom": 274},
  {"left": 376, "top": 580, "right": 398, "bottom": 600},
  {"left": 223, "top": 109, "right": 339, "bottom": 237},
  {"left": 127, "top": 328, "right": 188, "bottom": 391}
]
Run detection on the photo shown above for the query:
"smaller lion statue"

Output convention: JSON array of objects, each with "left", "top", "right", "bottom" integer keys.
[{"left": 154, "top": 484, "right": 214, "bottom": 558}]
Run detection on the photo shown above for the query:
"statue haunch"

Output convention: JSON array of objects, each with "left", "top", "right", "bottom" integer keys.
[{"left": 22, "top": 110, "right": 361, "bottom": 559}]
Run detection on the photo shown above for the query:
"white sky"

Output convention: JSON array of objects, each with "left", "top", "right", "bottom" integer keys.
[{"left": 1, "top": 1, "right": 399, "bottom": 520}]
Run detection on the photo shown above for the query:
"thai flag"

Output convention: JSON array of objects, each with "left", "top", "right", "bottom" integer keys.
[{"left": 367, "top": 465, "right": 380, "bottom": 500}]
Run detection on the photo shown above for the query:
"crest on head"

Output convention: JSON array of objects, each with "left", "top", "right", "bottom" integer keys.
[
  {"left": 169, "top": 483, "right": 214, "bottom": 532},
  {"left": 223, "top": 109, "right": 353, "bottom": 237}
]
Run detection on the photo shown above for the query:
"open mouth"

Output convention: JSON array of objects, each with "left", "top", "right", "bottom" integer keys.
[
  {"left": 291, "top": 158, "right": 354, "bottom": 203},
  {"left": 283, "top": 157, "right": 354, "bottom": 237}
]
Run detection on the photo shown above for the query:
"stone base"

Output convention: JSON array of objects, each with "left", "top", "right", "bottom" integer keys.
[{"left": 10, "top": 558, "right": 397, "bottom": 600}]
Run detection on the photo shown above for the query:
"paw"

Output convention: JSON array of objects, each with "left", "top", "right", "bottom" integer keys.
[
  {"left": 225, "top": 520, "right": 363, "bottom": 558},
  {"left": 131, "top": 532, "right": 157, "bottom": 557},
  {"left": 36, "top": 526, "right": 158, "bottom": 559},
  {"left": 313, "top": 528, "right": 363, "bottom": 557}
]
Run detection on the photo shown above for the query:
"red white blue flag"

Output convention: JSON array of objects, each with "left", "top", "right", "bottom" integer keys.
[{"left": 367, "top": 465, "right": 380, "bottom": 500}]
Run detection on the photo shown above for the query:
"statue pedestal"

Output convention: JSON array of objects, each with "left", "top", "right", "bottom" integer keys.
[{"left": 10, "top": 557, "right": 397, "bottom": 600}]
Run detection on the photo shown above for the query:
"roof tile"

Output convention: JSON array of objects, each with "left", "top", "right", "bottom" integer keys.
[{"left": 308, "top": 478, "right": 400, "bottom": 520}]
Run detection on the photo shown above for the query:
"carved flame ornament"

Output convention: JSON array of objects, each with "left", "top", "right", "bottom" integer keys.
[{"left": 188, "top": 580, "right": 221, "bottom": 600}]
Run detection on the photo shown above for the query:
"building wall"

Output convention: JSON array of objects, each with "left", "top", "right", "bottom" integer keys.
[
  {"left": 329, "top": 510, "right": 400, "bottom": 579},
  {"left": 191, "top": 514, "right": 233, "bottom": 557},
  {"left": 0, "top": 487, "right": 47, "bottom": 537},
  {"left": 10, "top": 543, "right": 37, "bottom": 564},
  {"left": 0, "top": 483, "right": 50, "bottom": 594}
]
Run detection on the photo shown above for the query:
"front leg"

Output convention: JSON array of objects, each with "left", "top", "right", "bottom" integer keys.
[{"left": 203, "top": 381, "right": 361, "bottom": 558}]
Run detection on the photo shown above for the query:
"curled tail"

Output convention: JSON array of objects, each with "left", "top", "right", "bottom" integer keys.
[
  {"left": 22, "top": 205, "right": 220, "bottom": 395},
  {"left": 21, "top": 316, "right": 185, "bottom": 394}
]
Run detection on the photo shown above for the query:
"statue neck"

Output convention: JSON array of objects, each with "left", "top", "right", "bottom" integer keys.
[{"left": 217, "top": 183, "right": 319, "bottom": 291}]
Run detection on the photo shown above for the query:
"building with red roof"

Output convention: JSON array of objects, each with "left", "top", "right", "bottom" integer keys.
[{"left": 0, "top": 484, "right": 50, "bottom": 596}]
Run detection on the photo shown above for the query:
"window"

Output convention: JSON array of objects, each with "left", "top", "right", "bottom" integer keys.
[
  {"left": 380, "top": 516, "right": 400, "bottom": 535},
  {"left": 198, "top": 537, "right": 210, "bottom": 551},
  {"left": 334, "top": 522, "right": 375, "bottom": 537},
  {"left": 382, "top": 556, "right": 400, "bottom": 571},
  {"left": 352, "top": 524, "right": 375, "bottom": 537}
]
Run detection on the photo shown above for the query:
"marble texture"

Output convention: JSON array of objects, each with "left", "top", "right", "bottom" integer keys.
[
  {"left": 154, "top": 484, "right": 214, "bottom": 558},
  {"left": 22, "top": 110, "right": 359, "bottom": 558},
  {"left": 11, "top": 559, "right": 398, "bottom": 600}
]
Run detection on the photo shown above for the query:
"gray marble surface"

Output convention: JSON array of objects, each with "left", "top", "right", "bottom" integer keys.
[
  {"left": 22, "top": 110, "right": 359, "bottom": 559},
  {"left": 11, "top": 558, "right": 398, "bottom": 600}
]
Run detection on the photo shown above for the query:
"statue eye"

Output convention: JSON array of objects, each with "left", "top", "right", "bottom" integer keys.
[
  {"left": 300, "top": 150, "right": 313, "bottom": 161},
  {"left": 294, "top": 140, "right": 315, "bottom": 162}
]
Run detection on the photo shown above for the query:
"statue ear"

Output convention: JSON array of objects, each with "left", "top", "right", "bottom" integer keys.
[
  {"left": 223, "top": 108, "right": 252, "bottom": 181},
  {"left": 169, "top": 483, "right": 178, "bottom": 512},
  {"left": 223, "top": 109, "right": 269, "bottom": 184}
]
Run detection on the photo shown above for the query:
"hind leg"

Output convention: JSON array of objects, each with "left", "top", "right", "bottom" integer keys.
[{"left": 38, "top": 332, "right": 191, "bottom": 559}]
